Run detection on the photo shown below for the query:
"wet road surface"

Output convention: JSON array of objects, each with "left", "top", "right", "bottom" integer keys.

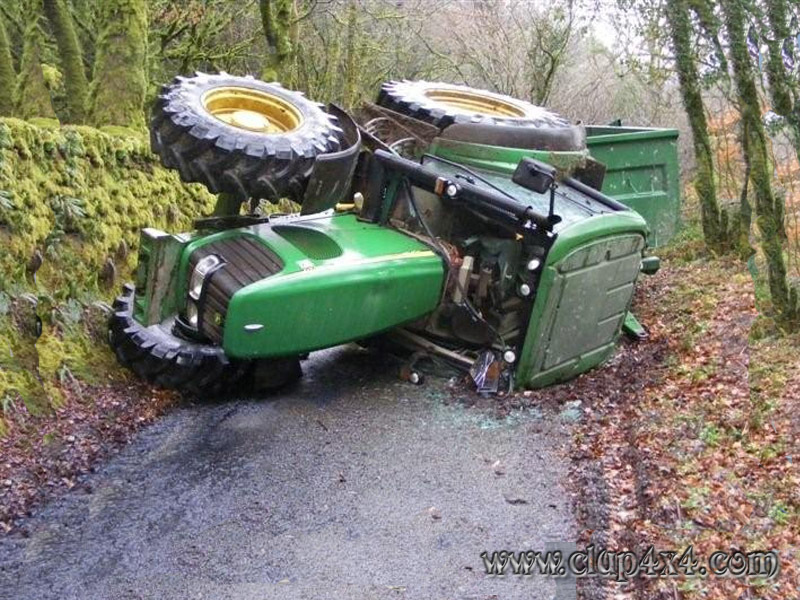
[{"left": 0, "top": 346, "right": 576, "bottom": 599}]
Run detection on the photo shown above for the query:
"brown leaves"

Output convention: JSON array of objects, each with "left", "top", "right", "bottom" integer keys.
[
  {"left": 0, "top": 382, "right": 179, "bottom": 534},
  {"left": 567, "top": 258, "right": 799, "bottom": 599}
]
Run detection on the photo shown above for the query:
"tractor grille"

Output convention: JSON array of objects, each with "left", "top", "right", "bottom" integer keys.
[{"left": 189, "top": 236, "right": 283, "bottom": 343}]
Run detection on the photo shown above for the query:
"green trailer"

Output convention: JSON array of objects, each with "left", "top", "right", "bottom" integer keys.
[
  {"left": 109, "top": 76, "right": 677, "bottom": 394},
  {"left": 586, "top": 125, "right": 681, "bottom": 247}
]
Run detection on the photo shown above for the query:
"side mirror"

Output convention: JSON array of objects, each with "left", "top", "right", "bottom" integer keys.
[
  {"left": 512, "top": 157, "right": 557, "bottom": 194},
  {"left": 641, "top": 255, "right": 660, "bottom": 275}
]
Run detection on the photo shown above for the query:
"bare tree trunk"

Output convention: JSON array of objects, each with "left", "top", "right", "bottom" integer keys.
[
  {"left": 88, "top": 0, "right": 148, "bottom": 129},
  {"left": 43, "top": 0, "right": 87, "bottom": 123},
  {"left": 665, "top": 0, "right": 729, "bottom": 253},
  {"left": 721, "top": 0, "right": 797, "bottom": 327},
  {"left": 14, "top": 1, "right": 56, "bottom": 120},
  {"left": 0, "top": 13, "right": 15, "bottom": 116}
]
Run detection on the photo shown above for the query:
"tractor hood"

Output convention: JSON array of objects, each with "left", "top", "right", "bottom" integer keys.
[{"left": 176, "top": 213, "right": 446, "bottom": 359}]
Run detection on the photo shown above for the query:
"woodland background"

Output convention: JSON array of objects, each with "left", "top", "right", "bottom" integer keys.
[
  {"left": 0, "top": 2, "right": 798, "bottom": 598},
  {"left": 1, "top": 0, "right": 798, "bottom": 317}
]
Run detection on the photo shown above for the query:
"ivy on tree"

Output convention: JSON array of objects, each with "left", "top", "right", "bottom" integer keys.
[
  {"left": 0, "top": 12, "right": 15, "bottom": 115},
  {"left": 43, "top": 0, "right": 87, "bottom": 123},
  {"left": 721, "top": 0, "right": 798, "bottom": 328},
  {"left": 88, "top": 0, "right": 148, "bottom": 129},
  {"left": 665, "top": 0, "right": 729, "bottom": 253},
  {"left": 14, "top": 0, "right": 56, "bottom": 120}
]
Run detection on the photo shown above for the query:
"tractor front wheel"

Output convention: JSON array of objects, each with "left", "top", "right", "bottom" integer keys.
[{"left": 108, "top": 285, "right": 302, "bottom": 397}]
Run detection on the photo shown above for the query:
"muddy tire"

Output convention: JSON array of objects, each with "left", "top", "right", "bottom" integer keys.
[
  {"left": 151, "top": 72, "right": 344, "bottom": 203},
  {"left": 377, "top": 80, "right": 573, "bottom": 130},
  {"left": 108, "top": 284, "right": 253, "bottom": 397}
]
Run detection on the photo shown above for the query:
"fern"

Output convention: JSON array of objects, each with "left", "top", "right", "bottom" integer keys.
[
  {"left": 0, "top": 189, "right": 13, "bottom": 211},
  {"left": 49, "top": 194, "right": 86, "bottom": 234}
]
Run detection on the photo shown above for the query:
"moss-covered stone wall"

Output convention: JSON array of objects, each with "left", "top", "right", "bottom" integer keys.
[{"left": 0, "top": 118, "right": 217, "bottom": 432}]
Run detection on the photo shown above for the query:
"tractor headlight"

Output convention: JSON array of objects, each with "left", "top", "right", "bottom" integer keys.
[
  {"left": 189, "top": 254, "right": 222, "bottom": 300},
  {"left": 186, "top": 299, "right": 199, "bottom": 327}
]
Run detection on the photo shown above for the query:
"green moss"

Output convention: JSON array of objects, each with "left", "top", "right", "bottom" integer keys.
[
  {"left": 0, "top": 13, "right": 15, "bottom": 116},
  {"left": 0, "top": 117, "right": 216, "bottom": 431},
  {"left": 665, "top": 0, "right": 730, "bottom": 254},
  {"left": 88, "top": 0, "right": 148, "bottom": 129},
  {"left": 260, "top": 0, "right": 293, "bottom": 79},
  {"left": 721, "top": 0, "right": 797, "bottom": 328},
  {"left": 43, "top": 0, "right": 88, "bottom": 124},
  {"left": 13, "top": 3, "right": 57, "bottom": 121}
]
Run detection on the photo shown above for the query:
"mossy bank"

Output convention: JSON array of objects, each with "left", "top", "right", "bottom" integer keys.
[{"left": 0, "top": 117, "right": 217, "bottom": 432}]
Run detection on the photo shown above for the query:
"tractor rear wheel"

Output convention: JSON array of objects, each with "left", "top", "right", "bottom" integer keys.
[
  {"left": 377, "top": 80, "right": 573, "bottom": 130},
  {"left": 151, "top": 72, "right": 344, "bottom": 203}
]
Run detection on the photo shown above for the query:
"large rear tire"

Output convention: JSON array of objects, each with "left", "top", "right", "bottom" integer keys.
[
  {"left": 151, "top": 72, "right": 344, "bottom": 203},
  {"left": 377, "top": 80, "right": 573, "bottom": 130}
]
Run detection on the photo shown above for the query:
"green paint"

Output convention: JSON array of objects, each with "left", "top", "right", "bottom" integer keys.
[
  {"left": 219, "top": 215, "right": 445, "bottom": 357},
  {"left": 429, "top": 137, "right": 588, "bottom": 175},
  {"left": 431, "top": 128, "right": 681, "bottom": 247},
  {"left": 622, "top": 312, "right": 647, "bottom": 339},
  {"left": 585, "top": 126, "right": 681, "bottom": 246},
  {"left": 134, "top": 228, "right": 189, "bottom": 325},
  {"left": 640, "top": 255, "right": 660, "bottom": 274},
  {"left": 516, "top": 213, "right": 649, "bottom": 388}
]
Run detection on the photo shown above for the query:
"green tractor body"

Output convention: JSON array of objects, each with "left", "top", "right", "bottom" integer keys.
[
  {"left": 110, "top": 76, "right": 679, "bottom": 394},
  {"left": 183, "top": 216, "right": 444, "bottom": 358}
]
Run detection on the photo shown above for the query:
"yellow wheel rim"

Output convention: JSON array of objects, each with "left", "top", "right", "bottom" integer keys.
[
  {"left": 202, "top": 87, "right": 304, "bottom": 134},
  {"left": 423, "top": 88, "right": 526, "bottom": 118}
]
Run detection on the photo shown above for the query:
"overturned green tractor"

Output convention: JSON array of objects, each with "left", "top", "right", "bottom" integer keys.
[{"left": 109, "top": 75, "right": 677, "bottom": 395}]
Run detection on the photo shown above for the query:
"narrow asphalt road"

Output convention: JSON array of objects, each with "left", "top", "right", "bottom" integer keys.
[{"left": 0, "top": 346, "right": 577, "bottom": 600}]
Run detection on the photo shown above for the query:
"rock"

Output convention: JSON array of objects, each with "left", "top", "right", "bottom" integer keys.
[
  {"left": 99, "top": 257, "right": 117, "bottom": 288},
  {"left": 116, "top": 239, "right": 129, "bottom": 261},
  {"left": 492, "top": 460, "right": 506, "bottom": 476},
  {"left": 560, "top": 401, "right": 583, "bottom": 422},
  {"left": 427, "top": 506, "right": 442, "bottom": 520},
  {"left": 26, "top": 249, "right": 43, "bottom": 276},
  {"left": 503, "top": 491, "right": 528, "bottom": 505}
]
